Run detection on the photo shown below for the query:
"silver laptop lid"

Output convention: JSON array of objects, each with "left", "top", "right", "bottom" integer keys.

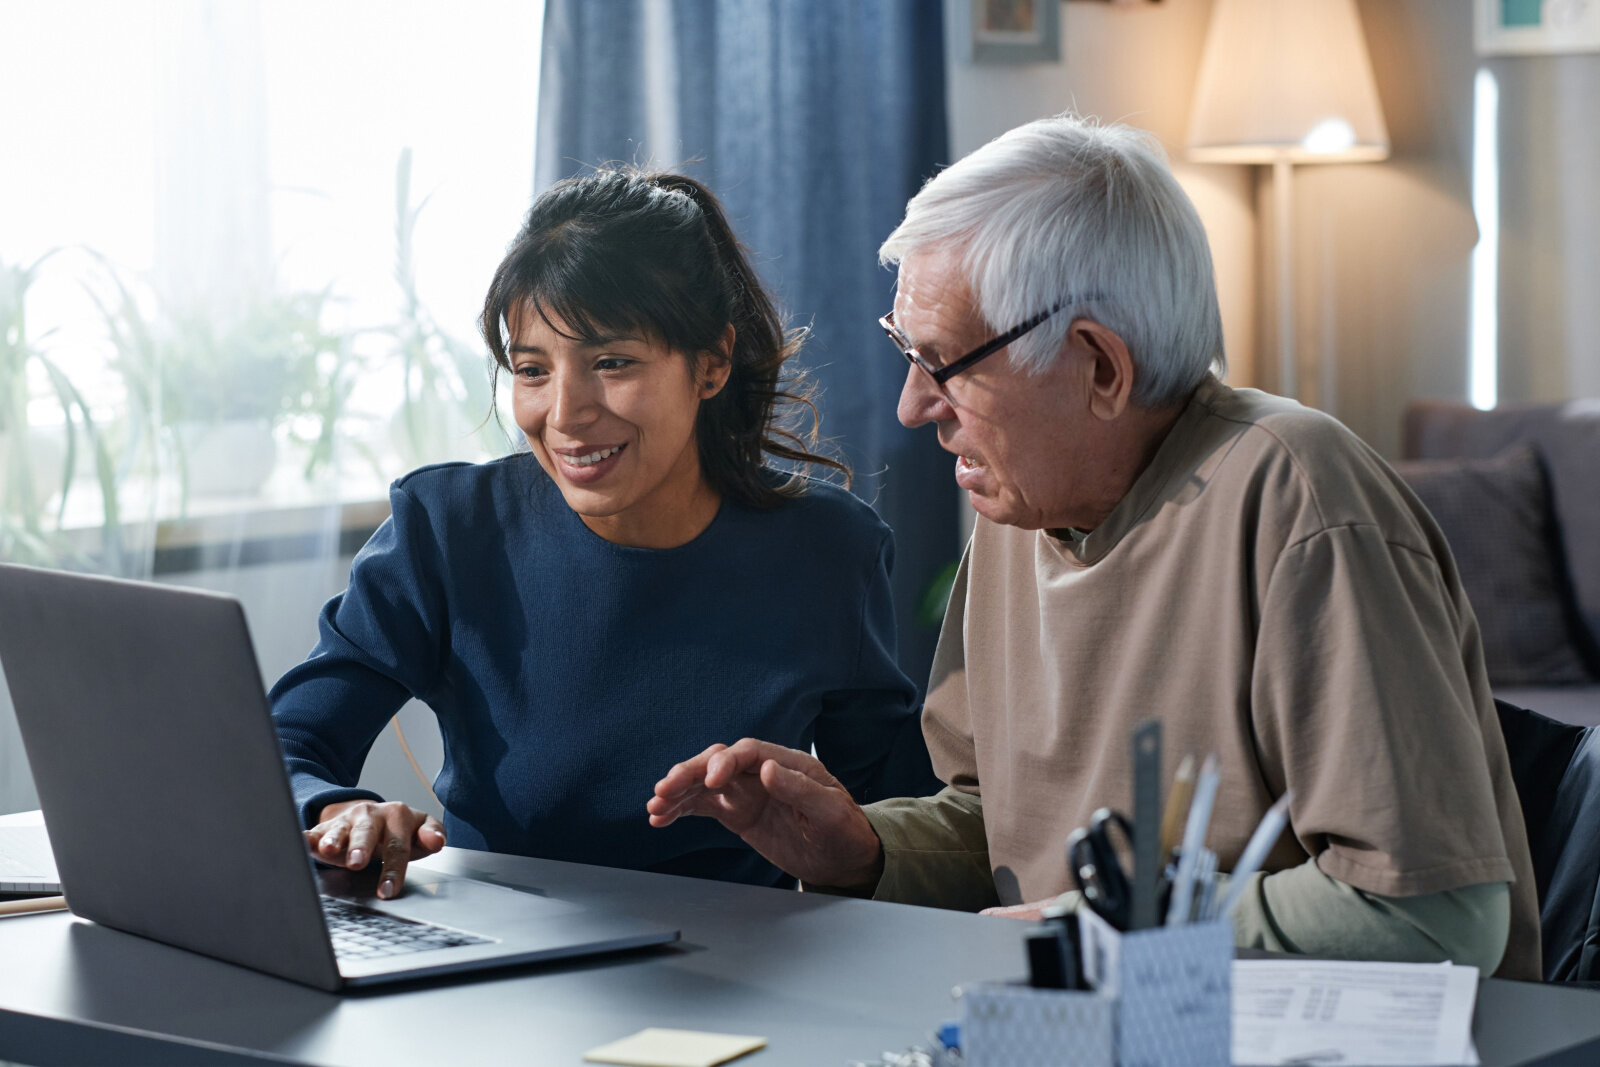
[{"left": 0, "top": 563, "right": 341, "bottom": 990}]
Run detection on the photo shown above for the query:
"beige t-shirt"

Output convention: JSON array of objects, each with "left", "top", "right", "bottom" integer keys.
[{"left": 918, "top": 377, "right": 1539, "bottom": 979}]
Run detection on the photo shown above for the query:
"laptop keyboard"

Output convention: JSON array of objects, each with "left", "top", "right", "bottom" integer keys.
[{"left": 321, "top": 896, "right": 494, "bottom": 959}]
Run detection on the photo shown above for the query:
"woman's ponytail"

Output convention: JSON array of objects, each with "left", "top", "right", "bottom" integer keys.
[{"left": 646, "top": 172, "right": 849, "bottom": 505}]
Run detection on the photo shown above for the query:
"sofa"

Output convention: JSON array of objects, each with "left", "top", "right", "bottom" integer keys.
[{"left": 1398, "top": 399, "right": 1600, "bottom": 726}]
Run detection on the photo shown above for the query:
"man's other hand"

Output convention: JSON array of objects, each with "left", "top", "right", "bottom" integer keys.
[
  {"left": 980, "top": 891, "right": 1083, "bottom": 922},
  {"left": 648, "top": 739, "right": 884, "bottom": 890}
]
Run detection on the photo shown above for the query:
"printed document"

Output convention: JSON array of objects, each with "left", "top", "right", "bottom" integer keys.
[
  {"left": 1233, "top": 959, "right": 1479, "bottom": 1066},
  {"left": 0, "top": 811, "right": 58, "bottom": 893}
]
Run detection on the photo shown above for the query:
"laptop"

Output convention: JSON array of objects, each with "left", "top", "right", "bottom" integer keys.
[{"left": 0, "top": 563, "right": 678, "bottom": 991}]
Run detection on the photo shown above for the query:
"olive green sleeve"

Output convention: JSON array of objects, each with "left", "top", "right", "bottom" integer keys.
[
  {"left": 1230, "top": 859, "right": 1511, "bottom": 973},
  {"left": 804, "top": 786, "right": 999, "bottom": 911}
]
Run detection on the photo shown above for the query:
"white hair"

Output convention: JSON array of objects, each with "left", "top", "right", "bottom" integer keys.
[{"left": 879, "top": 113, "right": 1225, "bottom": 408}]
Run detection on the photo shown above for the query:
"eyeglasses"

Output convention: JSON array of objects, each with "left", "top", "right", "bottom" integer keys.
[{"left": 878, "top": 305, "right": 1059, "bottom": 387}]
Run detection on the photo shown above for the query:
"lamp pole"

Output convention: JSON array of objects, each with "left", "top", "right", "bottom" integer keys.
[
  {"left": 1273, "top": 157, "right": 1296, "bottom": 401},
  {"left": 1186, "top": 0, "right": 1390, "bottom": 410}
]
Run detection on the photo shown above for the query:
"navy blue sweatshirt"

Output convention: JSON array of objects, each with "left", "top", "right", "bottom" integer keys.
[{"left": 270, "top": 454, "right": 938, "bottom": 886}]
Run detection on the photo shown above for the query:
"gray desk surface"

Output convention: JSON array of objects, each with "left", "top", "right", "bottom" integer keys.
[{"left": 0, "top": 847, "right": 1597, "bottom": 1067}]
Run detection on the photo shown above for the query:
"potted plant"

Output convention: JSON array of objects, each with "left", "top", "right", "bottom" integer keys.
[
  {"left": 89, "top": 150, "right": 504, "bottom": 515},
  {"left": 94, "top": 263, "right": 356, "bottom": 506},
  {"left": 0, "top": 251, "right": 123, "bottom": 569},
  {"left": 161, "top": 291, "right": 350, "bottom": 497}
]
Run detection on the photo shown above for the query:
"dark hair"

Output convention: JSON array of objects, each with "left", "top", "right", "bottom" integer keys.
[{"left": 480, "top": 168, "right": 848, "bottom": 509}]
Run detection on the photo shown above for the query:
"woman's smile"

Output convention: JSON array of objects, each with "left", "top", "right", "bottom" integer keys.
[{"left": 552, "top": 442, "right": 628, "bottom": 483}]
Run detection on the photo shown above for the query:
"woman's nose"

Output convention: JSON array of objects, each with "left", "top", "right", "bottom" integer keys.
[{"left": 548, "top": 370, "right": 598, "bottom": 431}]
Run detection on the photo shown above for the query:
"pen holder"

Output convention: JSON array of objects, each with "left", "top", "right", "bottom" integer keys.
[{"left": 960, "top": 911, "right": 1231, "bottom": 1067}]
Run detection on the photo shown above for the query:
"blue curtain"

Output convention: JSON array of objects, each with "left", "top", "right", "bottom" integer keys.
[{"left": 536, "top": 0, "right": 955, "bottom": 682}]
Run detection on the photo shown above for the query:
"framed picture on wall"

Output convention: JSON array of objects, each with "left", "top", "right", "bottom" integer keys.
[
  {"left": 957, "top": 0, "right": 1062, "bottom": 64},
  {"left": 1476, "top": 0, "right": 1600, "bottom": 55}
]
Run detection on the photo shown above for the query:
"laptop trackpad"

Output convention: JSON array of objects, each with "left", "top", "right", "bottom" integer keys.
[{"left": 316, "top": 865, "right": 586, "bottom": 930}]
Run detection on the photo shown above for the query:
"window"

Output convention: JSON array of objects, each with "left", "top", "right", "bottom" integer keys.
[{"left": 0, "top": 0, "right": 543, "bottom": 571}]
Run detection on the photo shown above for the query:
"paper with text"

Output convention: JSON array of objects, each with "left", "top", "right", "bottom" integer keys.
[{"left": 1233, "top": 959, "right": 1478, "bottom": 1066}]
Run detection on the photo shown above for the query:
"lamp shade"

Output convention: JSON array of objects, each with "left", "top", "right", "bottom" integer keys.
[{"left": 1187, "top": 0, "right": 1389, "bottom": 164}]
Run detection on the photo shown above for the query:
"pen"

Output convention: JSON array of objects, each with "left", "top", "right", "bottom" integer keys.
[
  {"left": 1192, "top": 849, "right": 1218, "bottom": 922},
  {"left": 1159, "top": 753, "right": 1196, "bottom": 857},
  {"left": 1165, "top": 753, "right": 1220, "bottom": 926},
  {"left": 0, "top": 895, "right": 67, "bottom": 918},
  {"left": 1215, "top": 790, "right": 1295, "bottom": 919},
  {"left": 1130, "top": 720, "right": 1162, "bottom": 930}
]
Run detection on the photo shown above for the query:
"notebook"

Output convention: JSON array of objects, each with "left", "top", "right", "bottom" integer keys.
[{"left": 0, "top": 563, "right": 678, "bottom": 991}]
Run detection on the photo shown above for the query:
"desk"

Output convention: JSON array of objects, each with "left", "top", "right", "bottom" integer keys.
[{"left": 0, "top": 848, "right": 1597, "bottom": 1066}]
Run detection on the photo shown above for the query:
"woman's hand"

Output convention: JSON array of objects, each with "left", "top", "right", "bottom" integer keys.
[
  {"left": 648, "top": 739, "right": 884, "bottom": 891},
  {"left": 304, "top": 799, "right": 446, "bottom": 900}
]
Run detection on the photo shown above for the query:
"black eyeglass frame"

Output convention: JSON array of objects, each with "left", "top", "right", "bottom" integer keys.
[{"left": 879, "top": 305, "right": 1060, "bottom": 386}]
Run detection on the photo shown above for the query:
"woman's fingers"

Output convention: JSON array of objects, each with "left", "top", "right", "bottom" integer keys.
[
  {"left": 303, "top": 802, "right": 441, "bottom": 897},
  {"left": 345, "top": 809, "right": 379, "bottom": 870},
  {"left": 376, "top": 828, "right": 412, "bottom": 899},
  {"left": 413, "top": 816, "right": 447, "bottom": 857},
  {"left": 313, "top": 819, "right": 352, "bottom": 863}
]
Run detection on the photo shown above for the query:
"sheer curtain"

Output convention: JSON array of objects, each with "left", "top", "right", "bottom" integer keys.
[
  {"left": 0, "top": 1, "right": 542, "bottom": 813},
  {"left": 538, "top": 0, "right": 957, "bottom": 682}
]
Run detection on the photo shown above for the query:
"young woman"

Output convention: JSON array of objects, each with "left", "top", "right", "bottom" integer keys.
[{"left": 271, "top": 170, "right": 936, "bottom": 899}]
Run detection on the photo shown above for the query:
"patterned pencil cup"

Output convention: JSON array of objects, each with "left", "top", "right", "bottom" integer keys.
[
  {"left": 1079, "top": 908, "right": 1232, "bottom": 1067},
  {"left": 961, "top": 912, "right": 1231, "bottom": 1067},
  {"left": 960, "top": 982, "right": 1114, "bottom": 1067}
]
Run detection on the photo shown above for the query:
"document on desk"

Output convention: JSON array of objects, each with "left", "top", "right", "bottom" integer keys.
[
  {"left": 1233, "top": 959, "right": 1479, "bottom": 1066},
  {"left": 0, "top": 812, "right": 59, "bottom": 894}
]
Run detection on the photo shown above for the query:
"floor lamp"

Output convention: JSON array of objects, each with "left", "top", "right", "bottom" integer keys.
[{"left": 1186, "top": 0, "right": 1389, "bottom": 407}]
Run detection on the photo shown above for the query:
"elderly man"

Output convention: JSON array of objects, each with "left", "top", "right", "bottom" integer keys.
[{"left": 648, "top": 114, "right": 1539, "bottom": 980}]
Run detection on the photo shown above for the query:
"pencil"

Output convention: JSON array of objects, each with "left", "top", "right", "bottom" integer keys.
[
  {"left": 1159, "top": 753, "right": 1196, "bottom": 856},
  {"left": 0, "top": 895, "right": 67, "bottom": 918}
]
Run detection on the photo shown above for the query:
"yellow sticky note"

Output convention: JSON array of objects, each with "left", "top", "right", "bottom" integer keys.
[{"left": 583, "top": 1027, "right": 767, "bottom": 1067}]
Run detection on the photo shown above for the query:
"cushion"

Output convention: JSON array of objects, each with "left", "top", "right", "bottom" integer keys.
[
  {"left": 1395, "top": 444, "right": 1594, "bottom": 687},
  {"left": 1403, "top": 400, "right": 1600, "bottom": 670}
]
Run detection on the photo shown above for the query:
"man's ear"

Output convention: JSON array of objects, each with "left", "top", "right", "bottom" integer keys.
[
  {"left": 698, "top": 324, "right": 736, "bottom": 398},
  {"left": 1070, "top": 319, "right": 1135, "bottom": 421}
]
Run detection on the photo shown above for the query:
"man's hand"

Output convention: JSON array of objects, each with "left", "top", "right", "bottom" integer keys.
[
  {"left": 648, "top": 739, "right": 884, "bottom": 890},
  {"left": 304, "top": 799, "right": 445, "bottom": 900},
  {"left": 980, "top": 891, "right": 1082, "bottom": 922}
]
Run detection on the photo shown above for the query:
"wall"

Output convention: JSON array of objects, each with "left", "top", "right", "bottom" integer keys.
[
  {"left": 946, "top": 0, "right": 1257, "bottom": 395},
  {"left": 1286, "top": 0, "right": 1600, "bottom": 453},
  {"left": 1285, "top": 0, "right": 1479, "bottom": 454},
  {"left": 1469, "top": 13, "right": 1600, "bottom": 404},
  {"left": 947, "top": 0, "right": 1600, "bottom": 461}
]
